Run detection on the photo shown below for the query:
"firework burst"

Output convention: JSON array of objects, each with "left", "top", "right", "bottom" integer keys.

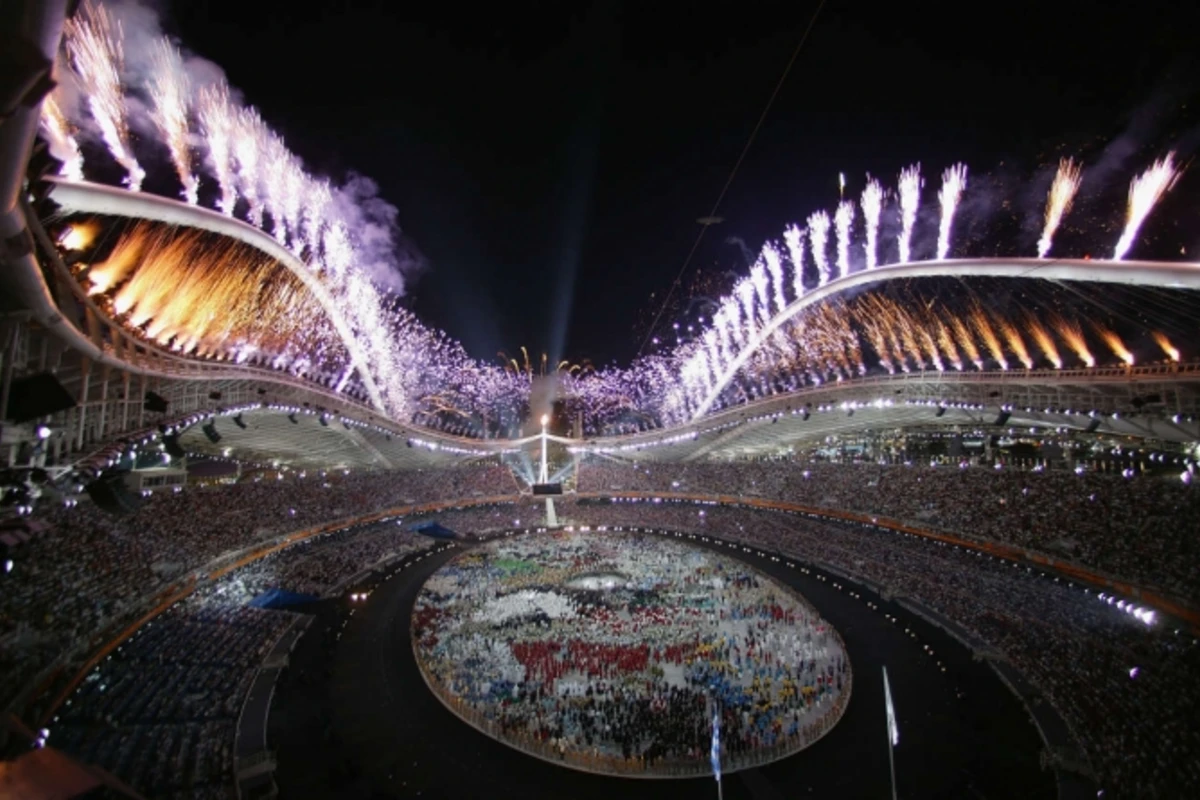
[
  {"left": 783, "top": 224, "right": 806, "bottom": 298},
  {"left": 1151, "top": 331, "right": 1180, "bottom": 362},
  {"left": 39, "top": 92, "right": 85, "bottom": 181},
  {"left": 64, "top": 0, "right": 145, "bottom": 190},
  {"left": 860, "top": 176, "right": 884, "bottom": 269},
  {"left": 948, "top": 315, "right": 983, "bottom": 370},
  {"left": 1113, "top": 152, "right": 1182, "bottom": 260},
  {"left": 198, "top": 83, "right": 238, "bottom": 215},
  {"left": 234, "top": 108, "right": 265, "bottom": 226},
  {"left": 1037, "top": 158, "right": 1082, "bottom": 258},
  {"left": 1053, "top": 315, "right": 1094, "bottom": 367},
  {"left": 834, "top": 200, "right": 855, "bottom": 278},
  {"left": 148, "top": 37, "right": 198, "bottom": 204},
  {"left": 995, "top": 314, "right": 1033, "bottom": 369},
  {"left": 1026, "top": 315, "right": 1062, "bottom": 368},
  {"left": 969, "top": 304, "right": 1007, "bottom": 369},
  {"left": 761, "top": 243, "right": 788, "bottom": 314},
  {"left": 897, "top": 164, "right": 921, "bottom": 263},
  {"left": 807, "top": 211, "right": 832, "bottom": 284},
  {"left": 1093, "top": 323, "right": 1134, "bottom": 365},
  {"left": 936, "top": 163, "right": 968, "bottom": 260},
  {"left": 932, "top": 316, "right": 963, "bottom": 370}
]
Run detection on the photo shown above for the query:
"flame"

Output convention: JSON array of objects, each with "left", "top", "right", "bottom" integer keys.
[
  {"left": 948, "top": 314, "right": 983, "bottom": 370},
  {"left": 969, "top": 304, "right": 1008, "bottom": 369},
  {"left": 995, "top": 315, "right": 1033, "bottom": 369},
  {"left": 1026, "top": 316, "right": 1062, "bottom": 368},
  {"left": 1093, "top": 324, "right": 1134, "bottom": 365},
  {"left": 1151, "top": 331, "right": 1180, "bottom": 362},
  {"left": 60, "top": 221, "right": 99, "bottom": 252},
  {"left": 84, "top": 221, "right": 340, "bottom": 361}
]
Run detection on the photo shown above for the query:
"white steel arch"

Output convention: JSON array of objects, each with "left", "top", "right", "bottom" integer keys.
[
  {"left": 690, "top": 257, "right": 1200, "bottom": 420},
  {"left": 47, "top": 179, "right": 388, "bottom": 412}
]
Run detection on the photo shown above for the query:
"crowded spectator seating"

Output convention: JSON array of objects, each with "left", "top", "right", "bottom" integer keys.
[
  {"left": 545, "top": 497, "right": 1200, "bottom": 798},
  {"left": 204, "top": 525, "right": 433, "bottom": 606},
  {"left": 1, "top": 465, "right": 516, "bottom": 715},
  {"left": 577, "top": 458, "right": 1200, "bottom": 601},
  {"left": 48, "top": 602, "right": 296, "bottom": 800},
  {"left": 2, "top": 454, "right": 1196, "bottom": 797},
  {"left": 32, "top": 516, "right": 448, "bottom": 798}
]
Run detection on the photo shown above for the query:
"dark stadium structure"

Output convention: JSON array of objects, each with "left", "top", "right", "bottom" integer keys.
[{"left": 2, "top": 3, "right": 1199, "bottom": 799}]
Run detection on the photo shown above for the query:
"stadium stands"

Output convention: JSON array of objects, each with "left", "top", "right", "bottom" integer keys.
[{"left": 577, "top": 459, "right": 1200, "bottom": 601}]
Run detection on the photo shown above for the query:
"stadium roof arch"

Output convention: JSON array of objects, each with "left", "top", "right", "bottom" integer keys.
[{"left": 3, "top": 82, "right": 1199, "bottom": 479}]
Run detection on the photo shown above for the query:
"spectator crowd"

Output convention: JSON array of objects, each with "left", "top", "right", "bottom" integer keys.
[
  {"left": 0, "top": 453, "right": 1195, "bottom": 797},
  {"left": 1, "top": 466, "right": 514, "bottom": 724},
  {"left": 34, "top": 514, "right": 452, "bottom": 798},
  {"left": 48, "top": 602, "right": 297, "bottom": 800},
  {"left": 551, "top": 495, "right": 1200, "bottom": 798},
  {"left": 577, "top": 458, "right": 1200, "bottom": 600}
]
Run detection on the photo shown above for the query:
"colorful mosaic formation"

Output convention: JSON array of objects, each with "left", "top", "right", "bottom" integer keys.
[{"left": 413, "top": 530, "right": 851, "bottom": 776}]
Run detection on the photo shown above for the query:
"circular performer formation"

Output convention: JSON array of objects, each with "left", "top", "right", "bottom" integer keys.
[{"left": 412, "top": 530, "right": 851, "bottom": 777}]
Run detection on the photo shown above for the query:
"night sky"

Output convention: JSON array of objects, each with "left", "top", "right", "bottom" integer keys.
[{"left": 169, "top": 0, "right": 1199, "bottom": 367}]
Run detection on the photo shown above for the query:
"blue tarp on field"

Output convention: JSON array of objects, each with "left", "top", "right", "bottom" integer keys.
[
  {"left": 410, "top": 521, "right": 457, "bottom": 539},
  {"left": 248, "top": 587, "right": 320, "bottom": 609}
]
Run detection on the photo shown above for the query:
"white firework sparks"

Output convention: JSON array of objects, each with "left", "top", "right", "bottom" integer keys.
[
  {"left": 860, "top": 176, "right": 884, "bottom": 269},
  {"left": 148, "top": 37, "right": 198, "bottom": 204},
  {"left": 749, "top": 262, "right": 771, "bottom": 323},
  {"left": 936, "top": 163, "right": 968, "bottom": 260},
  {"left": 198, "top": 82, "right": 238, "bottom": 215},
  {"left": 64, "top": 0, "right": 145, "bottom": 190},
  {"left": 39, "top": 93, "right": 85, "bottom": 181},
  {"left": 762, "top": 243, "right": 788, "bottom": 314},
  {"left": 897, "top": 164, "right": 921, "bottom": 263},
  {"left": 303, "top": 179, "right": 333, "bottom": 258},
  {"left": 281, "top": 156, "right": 306, "bottom": 252},
  {"left": 48, "top": 1, "right": 1200, "bottom": 435},
  {"left": 834, "top": 200, "right": 855, "bottom": 277},
  {"left": 783, "top": 223, "right": 806, "bottom": 299},
  {"left": 234, "top": 108, "right": 265, "bottom": 227},
  {"left": 736, "top": 279, "right": 758, "bottom": 339},
  {"left": 262, "top": 133, "right": 290, "bottom": 243},
  {"left": 722, "top": 297, "right": 744, "bottom": 348},
  {"left": 1037, "top": 157, "right": 1082, "bottom": 258},
  {"left": 807, "top": 210, "right": 832, "bottom": 284},
  {"left": 1113, "top": 152, "right": 1181, "bottom": 260}
]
